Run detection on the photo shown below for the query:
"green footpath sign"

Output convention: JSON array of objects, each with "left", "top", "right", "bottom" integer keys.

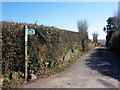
[{"left": 28, "top": 29, "right": 35, "bottom": 35}]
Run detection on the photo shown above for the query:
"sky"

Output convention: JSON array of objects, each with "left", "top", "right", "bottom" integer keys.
[{"left": 1, "top": 2, "right": 119, "bottom": 39}]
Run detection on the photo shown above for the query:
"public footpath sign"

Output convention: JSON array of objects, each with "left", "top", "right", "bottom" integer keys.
[
  {"left": 25, "top": 28, "right": 35, "bottom": 46},
  {"left": 24, "top": 25, "right": 35, "bottom": 81},
  {"left": 28, "top": 29, "right": 35, "bottom": 35}
]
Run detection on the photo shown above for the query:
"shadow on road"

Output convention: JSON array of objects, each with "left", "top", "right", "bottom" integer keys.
[{"left": 86, "top": 46, "right": 120, "bottom": 81}]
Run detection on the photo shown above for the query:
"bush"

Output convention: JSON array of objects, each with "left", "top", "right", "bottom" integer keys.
[{"left": 109, "top": 30, "right": 120, "bottom": 54}]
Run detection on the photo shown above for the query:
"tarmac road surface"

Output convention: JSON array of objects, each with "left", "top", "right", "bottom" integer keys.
[{"left": 19, "top": 46, "right": 120, "bottom": 88}]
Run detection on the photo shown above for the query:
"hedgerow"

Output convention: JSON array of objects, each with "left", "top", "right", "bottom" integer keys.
[{"left": 2, "top": 21, "right": 89, "bottom": 80}]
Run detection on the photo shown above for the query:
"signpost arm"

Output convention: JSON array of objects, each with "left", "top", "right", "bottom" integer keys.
[{"left": 25, "top": 25, "right": 28, "bottom": 80}]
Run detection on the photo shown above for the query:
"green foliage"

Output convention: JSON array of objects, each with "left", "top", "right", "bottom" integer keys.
[
  {"left": 104, "top": 12, "right": 120, "bottom": 54},
  {"left": 2, "top": 76, "right": 24, "bottom": 88},
  {"left": 109, "top": 30, "right": 120, "bottom": 53},
  {"left": 1, "top": 21, "right": 90, "bottom": 86},
  {"left": 2, "top": 22, "right": 25, "bottom": 74},
  {"left": 104, "top": 15, "right": 120, "bottom": 46}
]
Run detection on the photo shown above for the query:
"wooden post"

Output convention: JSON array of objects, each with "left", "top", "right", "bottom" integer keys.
[{"left": 25, "top": 25, "right": 28, "bottom": 80}]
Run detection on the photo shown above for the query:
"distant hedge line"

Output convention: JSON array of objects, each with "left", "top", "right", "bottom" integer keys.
[{"left": 2, "top": 21, "right": 88, "bottom": 77}]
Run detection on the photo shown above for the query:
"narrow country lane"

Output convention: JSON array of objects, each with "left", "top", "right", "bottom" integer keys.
[{"left": 19, "top": 46, "right": 120, "bottom": 88}]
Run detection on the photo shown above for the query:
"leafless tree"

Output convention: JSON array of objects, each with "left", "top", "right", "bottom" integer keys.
[
  {"left": 118, "top": 1, "right": 120, "bottom": 18},
  {"left": 92, "top": 32, "right": 98, "bottom": 46},
  {"left": 77, "top": 20, "right": 88, "bottom": 51}
]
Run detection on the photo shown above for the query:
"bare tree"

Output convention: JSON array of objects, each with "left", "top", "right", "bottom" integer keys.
[
  {"left": 118, "top": 1, "right": 120, "bottom": 18},
  {"left": 77, "top": 20, "right": 88, "bottom": 51},
  {"left": 92, "top": 32, "right": 98, "bottom": 46}
]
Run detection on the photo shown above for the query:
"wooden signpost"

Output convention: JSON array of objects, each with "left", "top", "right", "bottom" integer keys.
[{"left": 24, "top": 25, "right": 35, "bottom": 80}]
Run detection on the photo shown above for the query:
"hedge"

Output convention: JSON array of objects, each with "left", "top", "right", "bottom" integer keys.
[
  {"left": 1, "top": 21, "right": 88, "bottom": 77},
  {"left": 109, "top": 30, "right": 120, "bottom": 54}
]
